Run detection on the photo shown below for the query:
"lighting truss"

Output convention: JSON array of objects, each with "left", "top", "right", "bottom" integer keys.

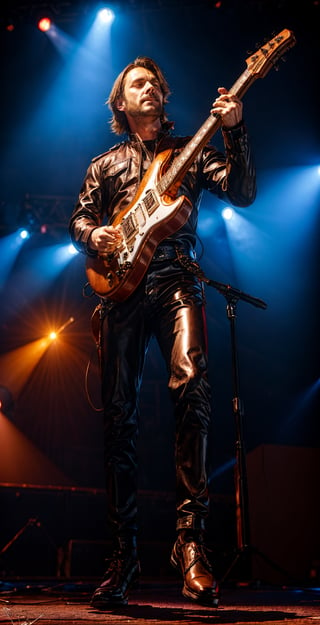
[{"left": 18, "top": 193, "right": 74, "bottom": 237}]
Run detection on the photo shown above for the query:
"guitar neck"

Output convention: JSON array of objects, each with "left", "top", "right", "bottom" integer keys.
[{"left": 157, "top": 67, "right": 254, "bottom": 197}]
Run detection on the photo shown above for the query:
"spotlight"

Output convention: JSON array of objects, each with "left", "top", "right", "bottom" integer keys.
[
  {"left": 5, "top": 21, "right": 15, "bottom": 32},
  {"left": 68, "top": 243, "right": 78, "bottom": 255},
  {"left": 19, "top": 228, "right": 31, "bottom": 240},
  {"left": 97, "top": 7, "right": 115, "bottom": 24},
  {"left": 37, "top": 17, "right": 52, "bottom": 32},
  {"left": 48, "top": 317, "right": 75, "bottom": 341},
  {"left": 222, "top": 207, "right": 234, "bottom": 221}
]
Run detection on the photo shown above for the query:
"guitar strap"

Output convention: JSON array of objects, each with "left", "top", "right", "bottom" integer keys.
[{"left": 175, "top": 246, "right": 211, "bottom": 287}]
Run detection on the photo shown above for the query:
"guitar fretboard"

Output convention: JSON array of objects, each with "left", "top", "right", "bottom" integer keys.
[{"left": 157, "top": 68, "right": 253, "bottom": 197}]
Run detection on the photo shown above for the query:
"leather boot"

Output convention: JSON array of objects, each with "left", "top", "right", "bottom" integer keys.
[
  {"left": 90, "top": 538, "right": 140, "bottom": 609},
  {"left": 170, "top": 533, "right": 219, "bottom": 606}
]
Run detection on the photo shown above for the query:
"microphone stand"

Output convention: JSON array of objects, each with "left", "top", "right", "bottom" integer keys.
[
  {"left": 205, "top": 277, "right": 295, "bottom": 584},
  {"left": 176, "top": 254, "right": 295, "bottom": 584},
  {"left": 205, "top": 278, "right": 267, "bottom": 582}
]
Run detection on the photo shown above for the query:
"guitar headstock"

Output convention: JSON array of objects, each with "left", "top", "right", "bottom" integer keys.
[{"left": 246, "top": 29, "right": 296, "bottom": 78}]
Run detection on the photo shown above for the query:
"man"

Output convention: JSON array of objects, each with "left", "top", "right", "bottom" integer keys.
[{"left": 69, "top": 56, "right": 256, "bottom": 609}]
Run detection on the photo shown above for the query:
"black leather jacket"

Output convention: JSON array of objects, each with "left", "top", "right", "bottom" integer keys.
[{"left": 69, "top": 121, "right": 256, "bottom": 255}]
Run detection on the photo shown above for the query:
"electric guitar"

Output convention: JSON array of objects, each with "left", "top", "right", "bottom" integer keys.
[{"left": 86, "top": 29, "right": 296, "bottom": 301}]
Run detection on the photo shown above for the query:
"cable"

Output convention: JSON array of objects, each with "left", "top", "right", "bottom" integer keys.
[{"left": 84, "top": 349, "right": 103, "bottom": 412}]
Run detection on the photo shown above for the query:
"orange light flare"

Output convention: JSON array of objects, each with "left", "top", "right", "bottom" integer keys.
[
  {"left": 0, "top": 317, "right": 75, "bottom": 396},
  {"left": 37, "top": 17, "right": 52, "bottom": 32},
  {"left": 48, "top": 316, "right": 75, "bottom": 341}
]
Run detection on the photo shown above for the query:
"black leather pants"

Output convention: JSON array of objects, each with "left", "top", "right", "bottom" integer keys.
[{"left": 99, "top": 258, "right": 211, "bottom": 542}]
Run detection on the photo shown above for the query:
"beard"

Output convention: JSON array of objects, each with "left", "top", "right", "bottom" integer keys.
[{"left": 123, "top": 96, "right": 163, "bottom": 119}]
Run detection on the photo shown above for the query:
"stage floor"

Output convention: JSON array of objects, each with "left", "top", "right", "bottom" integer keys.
[{"left": 1, "top": 578, "right": 319, "bottom": 625}]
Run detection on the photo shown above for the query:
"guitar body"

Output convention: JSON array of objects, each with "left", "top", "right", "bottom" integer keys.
[{"left": 86, "top": 149, "right": 192, "bottom": 301}]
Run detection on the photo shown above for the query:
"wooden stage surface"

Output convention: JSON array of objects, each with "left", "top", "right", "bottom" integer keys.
[{"left": 0, "top": 578, "right": 319, "bottom": 625}]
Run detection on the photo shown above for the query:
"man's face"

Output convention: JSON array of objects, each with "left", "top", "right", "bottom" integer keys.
[{"left": 117, "top": 66, "right": 164, "bottom": 120}]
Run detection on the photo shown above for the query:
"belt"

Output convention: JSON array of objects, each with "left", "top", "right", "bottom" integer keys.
[{"left": 152, "top": 243, "right": 196, "bottom": 262}]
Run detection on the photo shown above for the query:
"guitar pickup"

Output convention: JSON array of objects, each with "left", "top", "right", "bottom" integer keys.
[
  {"left": 134, "top": 203, "right": 147, "bottom": 227},
  {"left": 143, "top": 189, "right": 159, "bottom": 216},
  {"left": 122, "top": 212, "right": 137, "bottom": 241}
]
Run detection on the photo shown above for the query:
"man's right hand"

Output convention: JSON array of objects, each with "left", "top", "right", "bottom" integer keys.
[{"left": 89, "top": 225, "right": 123, "bottom": 254}]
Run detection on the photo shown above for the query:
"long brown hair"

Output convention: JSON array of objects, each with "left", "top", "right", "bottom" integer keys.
[{"left": 107, "top": 56, "right": 171, "bottom": 135}]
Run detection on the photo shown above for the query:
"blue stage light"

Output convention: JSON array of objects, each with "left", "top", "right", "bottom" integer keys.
[
  {"left": 97, "top": 7, "right": 115, "bottom": 24},
  {"left": 19, "top": 228, "right": 31, "bottom": 240},
  {"left": 222, "top": 207, "right": 234, "bottom": 221},
  {"left": 68, "top": 243, "right": 78, "bottom": 255}
]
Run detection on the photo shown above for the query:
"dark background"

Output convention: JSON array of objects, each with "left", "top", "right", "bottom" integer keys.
[{"left": 0, "top": 0, "right": 319, "bottom": 580}]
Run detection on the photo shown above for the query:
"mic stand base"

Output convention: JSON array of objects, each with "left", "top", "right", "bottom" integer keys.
[{"left": 220, "top": 543, "right": 297, "bottom": 587}]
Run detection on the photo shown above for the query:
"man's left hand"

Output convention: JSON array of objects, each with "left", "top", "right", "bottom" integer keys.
[{"left": 211, "top": 87, "right": 243, "bottom": 128}]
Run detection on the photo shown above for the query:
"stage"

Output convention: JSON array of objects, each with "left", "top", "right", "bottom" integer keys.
[{"left": 1, "top": 578, "right": 319, "bottom": 625}]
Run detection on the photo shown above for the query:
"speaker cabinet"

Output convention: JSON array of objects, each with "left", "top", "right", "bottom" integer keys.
[{"left": 247, "top": 444, "right": 320, "bottom": 584}]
